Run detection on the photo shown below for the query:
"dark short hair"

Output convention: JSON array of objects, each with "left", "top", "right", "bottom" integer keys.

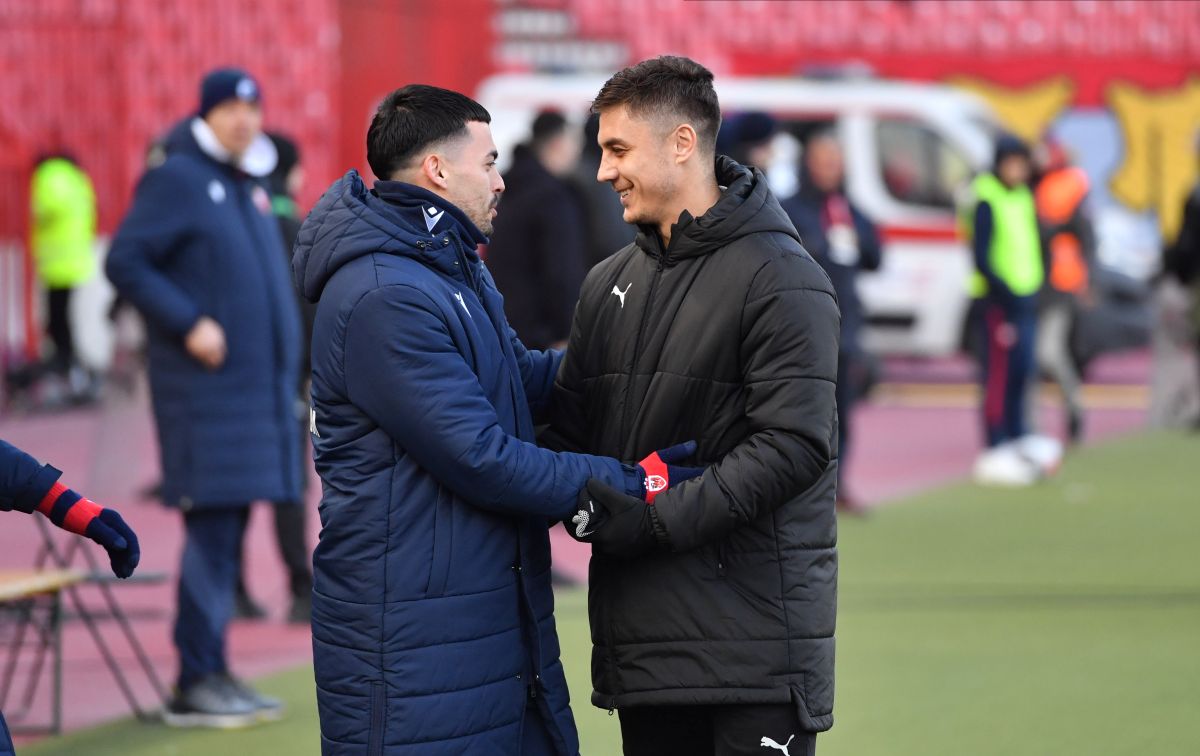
[
  {"left": 591, "top": 56, "right": 721, "bottom": 154},
  {"left": 530, "top": 110, "right": 569, "bottom": 152},
  {"left": 367, "top": 84, "right": 491, "bottom": 180}
]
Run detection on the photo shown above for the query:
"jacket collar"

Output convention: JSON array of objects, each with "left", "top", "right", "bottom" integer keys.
[
  {"left": 189, "top": 117, "right": 277, "bottom": 177},
  {"left": 373, "top": 180, "right": 489, "bottom": 248}
]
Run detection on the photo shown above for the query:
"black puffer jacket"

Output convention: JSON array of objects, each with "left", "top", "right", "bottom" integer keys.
[{"left": 544, "top": 157, "right": 840, "bottom": 732}]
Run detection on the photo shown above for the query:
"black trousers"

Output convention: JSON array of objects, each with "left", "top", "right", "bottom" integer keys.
[
  {"left": 45, "top": 287, "right": 75, "bottom": 373},
  {"left": 619, "top": 704, "right": 816, "bottom": 756},
  {"left": 236, "top": 502, "right": 311, "bottom": 597}
]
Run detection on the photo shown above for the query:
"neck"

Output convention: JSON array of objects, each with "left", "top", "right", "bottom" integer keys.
[{"left": 657, "top": 175, "right": 721, "bottom": 246}]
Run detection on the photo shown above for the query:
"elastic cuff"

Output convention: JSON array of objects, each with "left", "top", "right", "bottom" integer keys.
[
  {"left": 621, "top": 464, "right": 646, "bottom": 501},
  {"left": 13, "top": 464, "right": 64, "bottom": 514}
]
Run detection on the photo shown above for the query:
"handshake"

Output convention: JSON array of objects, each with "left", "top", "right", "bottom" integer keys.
[{"left": 567, "top": 441, "right": 703, "bottom": 558}]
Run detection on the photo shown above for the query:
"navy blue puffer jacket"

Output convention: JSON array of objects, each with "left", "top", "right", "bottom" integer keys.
[
  {"left": 294, "top": 172, "right": 635, "bottom": 755},
  {"left": 106, "top": 119, "right": 303, "bottom": 509}
]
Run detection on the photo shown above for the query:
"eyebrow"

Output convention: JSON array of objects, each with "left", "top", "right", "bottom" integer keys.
[
  {"left": 485, "top": 150, "right": 498, "bottom": 161},
  {"left": 600, "top": 139, "right": 628, "bottom": 150}
]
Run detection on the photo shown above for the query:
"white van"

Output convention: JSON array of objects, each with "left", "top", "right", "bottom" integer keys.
[{"left": 477, "top": 73, "right": 999, "bottom": 356}]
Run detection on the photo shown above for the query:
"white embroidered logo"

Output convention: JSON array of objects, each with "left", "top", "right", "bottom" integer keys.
[
  {"left": 612, "top": 282, "right": 632, "bottom": 308},
  {"left": 207, "top": 180, "right": 226, "bottom": 204},
  {"left": 309, "top": 406, "right": 320, "bottom": 438},
  {"left": 236, "top": 77, "right": 258, "bottom": 100},
  {"left": 760, "top": 735, "right": 795, "bottom": 756},
  {"left": 424, "top": 205, "right": 445, "bottom": 233},
  {"left": 453, "top": 291, "right": 471, "bottom": 318}
]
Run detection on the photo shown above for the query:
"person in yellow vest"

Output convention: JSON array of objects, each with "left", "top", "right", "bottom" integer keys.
[
  {"left": 1033, "top": 139, "right": 1095, "bottom": 445},
  {"left": 967, "top": 134, "right": 1060, "bottom": 486},
  {"left": 29, "top": 152, "right": 97, "bottom": 397}
]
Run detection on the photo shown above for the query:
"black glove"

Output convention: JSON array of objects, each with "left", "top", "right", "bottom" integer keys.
[{"left": 570, "top": 478, "right": 669, "bottom": 558}]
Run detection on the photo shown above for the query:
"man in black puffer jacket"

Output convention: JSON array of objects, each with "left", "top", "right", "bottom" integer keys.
[{"left": 544, "top": 56, "right": 840, "bottom": 755}]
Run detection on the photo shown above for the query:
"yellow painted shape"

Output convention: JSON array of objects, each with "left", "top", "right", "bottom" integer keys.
[
  {"left": 950, "top": 76, "right": 1075, "bottom": 144},
  {"left": 1107, "top": 77, "right": 1200, "bottom": 240}
]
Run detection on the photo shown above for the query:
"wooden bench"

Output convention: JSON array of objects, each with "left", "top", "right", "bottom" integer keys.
[{"left": 0, "top": 569, "right": 85, "bottom": 735}]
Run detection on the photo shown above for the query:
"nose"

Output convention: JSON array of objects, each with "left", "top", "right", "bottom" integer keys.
[
  {"left": 596, "top": 155, "right": 617, "bottom": 184},
  {"left": 493, "top": 173, "right": 505, "bottom": 196}
]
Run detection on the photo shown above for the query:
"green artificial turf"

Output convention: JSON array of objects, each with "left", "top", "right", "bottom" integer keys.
[{"left": 25, "top": 431, "right": 1200, "bottom": 755}]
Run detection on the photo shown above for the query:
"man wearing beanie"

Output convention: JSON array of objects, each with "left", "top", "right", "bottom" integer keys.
[{"left": 106, "top": 67, "right": 302, "bottom": 728}]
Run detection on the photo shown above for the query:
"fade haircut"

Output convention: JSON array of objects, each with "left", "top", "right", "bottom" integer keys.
[
  {"left": 591, "top": 56, "right": 721, "bottom": 154},
  {"left": 367, "top": 84, "right": 491, "bottom": 180}
]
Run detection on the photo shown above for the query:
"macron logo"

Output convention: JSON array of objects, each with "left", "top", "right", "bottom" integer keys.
[
  {"left": 453, "top": 291, "right": 472, "bottom": 318},
  {"left": 424, "top": 205, "right": 444, "bottom": 233}
]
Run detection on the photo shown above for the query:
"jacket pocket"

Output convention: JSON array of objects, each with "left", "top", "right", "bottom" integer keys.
[
  {"left": 425, "top": 488, "right": 453, "bottom": 597},
  {"left": 715, "top": 540, "right": 728, "bottom": 578},
  {"left": 367, "top": 680, "right": 385, "bottom": 755}
]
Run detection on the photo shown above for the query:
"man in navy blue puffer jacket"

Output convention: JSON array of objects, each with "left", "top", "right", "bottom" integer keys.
[
  {"left": 294, "top": 85, "right": 699, "bottom": 755},
  {"left": 107, "top": 68, "right": 300, "bottom": 728}
]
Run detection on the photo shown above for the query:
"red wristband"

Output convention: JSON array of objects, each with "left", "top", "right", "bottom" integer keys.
[
  {"left": 36, "top": 481, "right": 102, "bottom": 535},
  {"left": 638, "top": 451, "right": 669, "bottom": 504},
  {"left": 36, "top": 481, "right": 68, "bottom": 516}
]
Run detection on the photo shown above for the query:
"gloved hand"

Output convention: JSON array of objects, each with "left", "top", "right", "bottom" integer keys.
[
  {"left": 636, "top": 441, "right": 702, "bottom": 503},
  {"left": 570, "top": 478, "right": 669, "bottom": 558},
  {"left": 37, "top": 482, "right": 140, "bottom": 578}
]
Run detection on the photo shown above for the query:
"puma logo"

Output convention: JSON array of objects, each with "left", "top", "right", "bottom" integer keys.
[
  {"left": 612, "top": 282, "right": 632, "bottom": 308},
  {"left": 760, "top": 734, "right": 795, "bottom": 756}
]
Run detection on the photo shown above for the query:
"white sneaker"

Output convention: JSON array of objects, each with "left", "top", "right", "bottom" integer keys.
[
  {"left": 1014, "top": 434, "right": 1063, "bottom": 476},
  {"left": 973, "top": 444, "right": 1040, "bottom": 487}
]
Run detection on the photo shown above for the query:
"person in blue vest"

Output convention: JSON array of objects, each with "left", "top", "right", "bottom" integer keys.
[
  {"left": 0, "top": 438, "right": 139, "bottom": 754},
  {"left": 294, "top": 84, "right": 701, "bottom": 755},
  {"left": 106, "top": 68, "right": 301, "bottom": 728}
]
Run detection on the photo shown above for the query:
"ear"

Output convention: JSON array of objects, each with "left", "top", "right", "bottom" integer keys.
[
  {"left": 672, "top": 124, "right": 699, "bottom": 165},
  {"left": 420, "top": 153, "right": 450, "bottom": 190}
]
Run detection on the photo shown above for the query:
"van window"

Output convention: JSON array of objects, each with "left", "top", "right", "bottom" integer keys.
[{"left": 876, "top": 119, "right": 971, "bottom": 210}]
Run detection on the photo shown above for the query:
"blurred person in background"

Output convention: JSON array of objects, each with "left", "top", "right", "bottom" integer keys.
[
  {"left": 545, "top": 56, "right": 837, "bottom": 756},
  {"left": 966, "top": 134, "right": 1059, "bottom": 486},
  {"left": 566, "top": 112, "right": 636, "bottom": 269},
  {"left": 1, "top": 437, "right": 141, "bottom": 755},
  {"left": 1033, "top": 138, "right": 1096, "bottom": 445},
  {"left": 294, "top": 84, "right": 699, "bottom": 755},
  {"left": 106, "top": 67, "right": 300, "bottom": 728},
  {"left": 1154, "top": 133, "right": 1200, "bottom": 428},
  {"left": 782, "top": 129, "right": 881, "bottom": 514},
  {"left": 486, "top": 110, "right": 588, "bottom": 350},
  {"left": 231, "top": 132, "right": 315, "bottom": 624},
  {"left": 718, "top": 111, "right": 779, "bottom": 171},
  {"left": 10, "top": 152, "right": 99, "bottom": 405}
]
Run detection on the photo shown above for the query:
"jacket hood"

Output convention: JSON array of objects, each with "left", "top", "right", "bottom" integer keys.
[
  {"left": 635, "top": 155, "right": 800, "bottom": 261},
  {"left": 293, "top": 170, "right": 487, "bottom": 302}
]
